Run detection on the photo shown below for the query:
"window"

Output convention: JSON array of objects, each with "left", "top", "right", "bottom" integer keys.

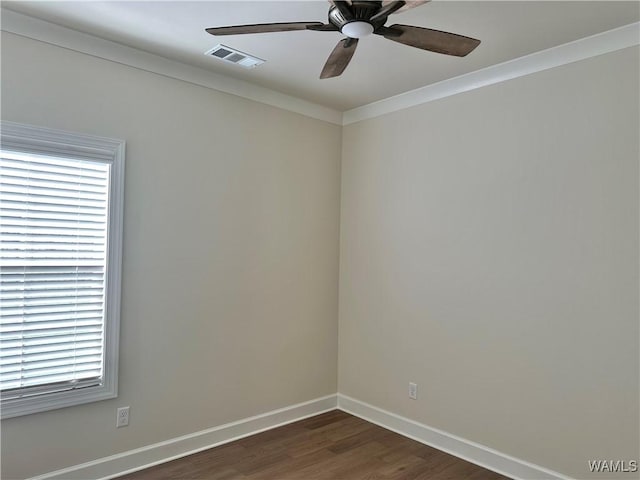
[{"left": 0, "top": 121, "right": 124, "bottom": 418}]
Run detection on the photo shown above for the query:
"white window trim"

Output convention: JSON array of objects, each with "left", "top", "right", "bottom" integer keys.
[{"left": 0, "top": 121, "right": 125, "bottom": 419}]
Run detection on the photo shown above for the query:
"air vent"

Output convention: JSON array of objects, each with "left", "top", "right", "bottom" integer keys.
[{"left": 205, "top": 44, "right": 265, "bottom": 69}]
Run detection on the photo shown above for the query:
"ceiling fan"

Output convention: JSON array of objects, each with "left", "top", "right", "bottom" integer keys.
[{"left": 205, "top": 0, "right": 480, "bottom": 79}]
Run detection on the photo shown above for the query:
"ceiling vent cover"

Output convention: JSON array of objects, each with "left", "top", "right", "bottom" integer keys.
[{"left": 205, "top": 44, "right": 265, "bottom": 69}]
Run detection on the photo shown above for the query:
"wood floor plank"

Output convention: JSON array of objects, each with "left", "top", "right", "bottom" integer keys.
[
  {"left": 292, "top": 441, "right": 389, "bottom": 480},
  {"left": 118, "top": 411, "right": 512, "bottom": 480},
  {"left": 245, "top": 447, "right": 338, "bottom": 480},
  {"left": 299, "top": 410, "right": 352, "bottom": 430},
  {"left": 366, "top": 453, "right": 430, "bottom": 480},
  {"left": 285, "top": 417, "right": 373, "bottom": 458}
]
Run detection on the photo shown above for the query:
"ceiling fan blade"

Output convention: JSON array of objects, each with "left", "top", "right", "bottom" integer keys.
[
  {"left": 380, "top": 24, "right": 480, "bottom": 56},
  {"left": 306, "top": 24, "right": 340, "bottom": 32},
  {"left": 206, "top": 22, "right": 324, "bottom": 36},
  {"left": 370, "top": 1, "right": 406, "bottom": 23},
  {"left": 382, "top": 0, "right": 430, "bottom": 13},
  {"left": 320, "top": 38, "right": 358, "bottom": 79}
]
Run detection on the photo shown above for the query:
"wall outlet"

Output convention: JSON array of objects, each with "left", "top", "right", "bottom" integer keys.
[
  {"left": 116, "top": 406, "right": 130, "bottom": 428},
  {"left": 409, "top": 382, "right": 418, "bottom": 400}
]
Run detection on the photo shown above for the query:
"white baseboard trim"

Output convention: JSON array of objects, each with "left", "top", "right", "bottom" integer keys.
[
  {"left": 337, "top": 394, "right": 572, "bottom": 480},
  {"left": 27, "top": 393, "right": 572, "bottom": 480},
  {"left": 28, "top": 394, "right": 338, "bottom": 480}
]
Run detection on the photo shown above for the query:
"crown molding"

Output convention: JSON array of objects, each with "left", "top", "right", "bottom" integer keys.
[
  {"left": 0, "top": 9, "right": 343, "bottom": 126},
  {"left": 343, "top": 22, "right": 640, "bottom": 125},
  {"left": 2, "top": 9, "right": 638, "bottom": 127}
]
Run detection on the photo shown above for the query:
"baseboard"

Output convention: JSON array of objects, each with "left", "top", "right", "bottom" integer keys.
[
  {"left": 28, "top": 392, "right": 571, "bottom": 480},
  {"left": 337, "top": 394, "right": 572, "bottom": 480},
  {"left": 28, "top": 394, "right": 338, "bottom": 480}
]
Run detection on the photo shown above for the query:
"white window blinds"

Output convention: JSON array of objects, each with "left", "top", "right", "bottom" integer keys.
[{"left": 0, "top": 151, "right": 110, "bottom": 399}]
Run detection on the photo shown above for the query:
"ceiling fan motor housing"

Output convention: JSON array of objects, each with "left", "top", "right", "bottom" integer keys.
[{"left": 329, "top": 1, "right": 387, "bottom": 38}]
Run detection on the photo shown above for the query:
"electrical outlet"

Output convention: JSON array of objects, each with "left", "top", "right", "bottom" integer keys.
[
  {"left": 409, "top": 382, "right": 418, "bottom": 400},
  {"left": 116, "top": 406, "right": 130, "bottom": 428}
]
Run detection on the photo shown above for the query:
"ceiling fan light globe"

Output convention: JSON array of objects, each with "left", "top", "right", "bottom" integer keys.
[{"left": 341, "top": 21, "right": 374, "bottom": 39}]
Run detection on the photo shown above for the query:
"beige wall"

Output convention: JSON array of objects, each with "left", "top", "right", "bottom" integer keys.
[
  {"left": 0, "top": 32, "right": 341, "bottom": 479},
  {"left": 339, "top": 46, "right": 639, "bottom": 479},
  {"left": 2, "top": 28, "right": 639, "bottom": 480}
]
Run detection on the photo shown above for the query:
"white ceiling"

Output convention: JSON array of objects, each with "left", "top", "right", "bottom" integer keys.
[{"left": 3, "top": 1, "right": 639, "bottom": 111}]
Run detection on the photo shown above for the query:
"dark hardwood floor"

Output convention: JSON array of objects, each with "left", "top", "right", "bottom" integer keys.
[{"left": 118, "top": 410, "right": 511, "bottom": 480}]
